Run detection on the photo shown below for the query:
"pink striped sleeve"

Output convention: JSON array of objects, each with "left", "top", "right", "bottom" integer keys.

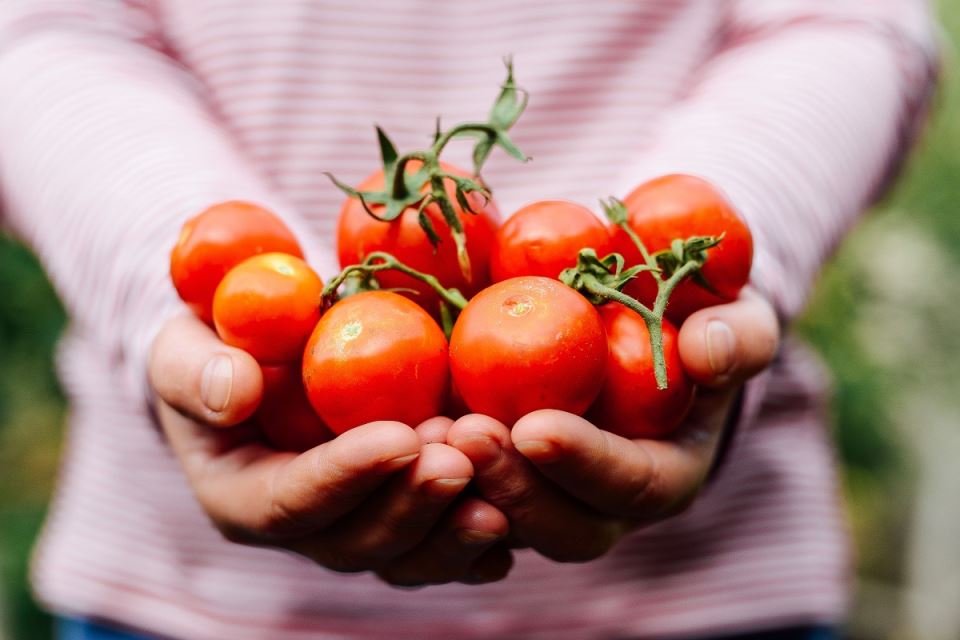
[
  {"left": 0, "top": 1, "right": 315, "bottom": 403},
  {"left": 610, "top": 1, "right": 939, "bottom": 448},
  {"left": 614, "top": 0, "right": 939, "bottom": 323}
]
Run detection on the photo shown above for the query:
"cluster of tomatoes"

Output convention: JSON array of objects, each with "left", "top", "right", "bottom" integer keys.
[{"left": 169, "top": 167, "right": 753, "bottom": 452}]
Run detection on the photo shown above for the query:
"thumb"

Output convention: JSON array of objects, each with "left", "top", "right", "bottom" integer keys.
[
  {"left": 148, "top": 313, "right": 263, "bottom": 426},
  {"left": 677, "top": 288, "right": 780, "bottom": 389}
]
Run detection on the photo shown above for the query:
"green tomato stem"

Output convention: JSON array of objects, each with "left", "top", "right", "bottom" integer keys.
[
  {"left": 580, "top": 279, "right": 669, "bottom": 390},
  {"left": 618, "top": 220, "right": 655, "bottom": 269},
  {"left": 431, "top": 123, "right": 499, "bottom": 157},
  {"left": 322, "top": 251, "right": 468, "bottom": 313}
]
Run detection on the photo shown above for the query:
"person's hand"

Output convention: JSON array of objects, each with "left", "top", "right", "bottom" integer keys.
[
  {"left": 446, "top": 290, "right": 779, "bottom": 562},
  {"left": 148, "top": 313, "right": 513, "bottom": 586}
]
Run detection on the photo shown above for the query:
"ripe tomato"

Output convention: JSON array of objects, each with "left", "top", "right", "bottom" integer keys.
[
  {"left": 613, "top": 175, "right": 753, "bottom": 322},
  {"left": 170, "top": 201, "right": 303, "bottom": 324},
  {"left": 257, "top": 365, "right": 333, "bottom": 451},
  {"left": 336, "top": 162, "right": 498, "bottom": 316},
  {"left": 302, "top": 291, "right": 449, "bottom": 434},
  {"left": 489, "top": 200, "right": 613, "bottom": 282},
  {"left": 449, "top": 276, "right": 608, "bottom": 426},
  {"left": 212, "top": 253, "right": 323, "bottom": 364},
  {"left": 587, "top": 303, "right": 694, "bottom": 439}
]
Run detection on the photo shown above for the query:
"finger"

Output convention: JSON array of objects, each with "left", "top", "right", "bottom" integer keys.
[
  {"left": 159, "top": 402, "right": 422, "bottom": 540},
  {"left": 307, "top": 443, "right": 473, "bottom": 570},
  {"left": 447, "top": 414, "right": 623, "bottom": 563},
  {"left": 678, "top": 288, "right": 780, "bottom": 389},
  {"left": 415, "top": 416, "right": 454, "bottom": 445},
  {"left": 149, "top": 313, "right": 263, "bottom": 426},
  {"left": 376, "top": 498, "right": 509, "bottom": 586},
  {"left": 511, "top": 401, "right": 733, "bottom": 519}
]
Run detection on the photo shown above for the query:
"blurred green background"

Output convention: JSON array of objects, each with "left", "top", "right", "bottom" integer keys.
[{"left": 1, "top": 5, "right": 959, "bottom": 639}]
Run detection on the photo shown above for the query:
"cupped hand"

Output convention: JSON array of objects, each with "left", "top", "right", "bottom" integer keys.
[
  {"left": 446, "top": 290, "right": 779, "bottom": 562},
  {"left": 148, "top": 313, "right": 512, "bottom": 586}
]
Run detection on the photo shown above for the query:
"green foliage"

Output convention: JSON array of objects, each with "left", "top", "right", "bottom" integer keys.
[{"left": 0, "top": 233, "right": 65, "bottom": 638}]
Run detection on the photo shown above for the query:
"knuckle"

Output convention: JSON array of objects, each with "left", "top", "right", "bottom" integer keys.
[
  {"left": 661, "top": 485, "right": 700, "bottom": 518},
  {"left": 259, "top": 496, "right": 310, "bottom": 537},
  {"left": 342, "top": 512, "right": 428, "bottom": 561},
  {"left": 484, "top": 477, "right": 538, "bottom": 513},
  {"left": 623, "top": 456, "right": 663, "bottom": 517},
  {"left": 257, "top": 471, "right": 314, "bottom": 537}
]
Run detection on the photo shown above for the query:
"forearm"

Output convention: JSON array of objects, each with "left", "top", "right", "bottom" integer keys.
[{"left": 614, "top": 2, "right": 939, "bottom": 322}]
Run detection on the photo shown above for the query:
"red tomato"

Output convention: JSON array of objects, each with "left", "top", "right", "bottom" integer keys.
[
  {"left": 587, "top": 303, "right": 694, "bottom": 439},
  {"left": 449, "top": 276, "right": 608, "bottom": 426},
  {"left": 212, "top": 253, "right": 323, "bottom": 364},
  {"left": 336, "top": 162, "right": 498, "bottom": 316},
  {"left": 490, "top": 200, "right": 613, "bottom": 282},
  {"left": 302, "top": 291, "right": 449, "bottom": 434},
  {"left": 257, "top": 365, "right": 333, "bottom": 451},
  {"left": 170, "top": 201, "right": 304, "bottom": 324},
  {"left": 613, "top": 175, "right": 753, "bottom": 322}
]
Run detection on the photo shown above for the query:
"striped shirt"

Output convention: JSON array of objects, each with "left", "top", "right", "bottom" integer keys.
[{"left": 0, "top": 1, "right": 938, "bottom": 638}]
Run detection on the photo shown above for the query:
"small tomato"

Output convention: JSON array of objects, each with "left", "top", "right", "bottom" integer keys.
[
  {"left": 613, "top": 175, "right": 753, "bottom": 322},
  {"left": 588, "top": 303, "right": 694, "bottom": 439},
  {"left": 449, "top": 276, "right": 608, "bottom": 426},
  {"left": 490, "top": 200, "right": 613, "bottom": 282},
  {"left": 336, "top": 163, "right": 498, "bottom": 316},
  {"left": 302, "top": 291, "right": 449, "bottom": 434},
  {"left": 257, "top": 365, "right": 333, "bottom": 451},
  {"left": 212, "top": 253, "right": 323, "bottom": 364},
  {"left": 170, "top": 201, "right": 303, "bottom": 324}
]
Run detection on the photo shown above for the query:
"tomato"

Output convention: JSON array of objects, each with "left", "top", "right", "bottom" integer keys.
[
  {"left": 302, "top": 291, "right": 449, "bottom": 434},
  {"left": 587, "top": 303, "right": 694, "bottom": 439},
  {"left": 490, "top": 200, "right": 613, "bottom": 282},
  {"left": 212, "top": 253, "right": 323, "bottom": 364},
  {"left": 449, "top": 276, "right": 608, "bottom": 426},
  {"left": 170, "top": 201, "right": 304, "bottom": 324},
  {"left": 257, "top": 365, "right": 333, "bottom": 451},
  {"left": 336, "top": 162, "right": 498, "bottom": 316},
  {"left": 613, "top": 175, "right": 753, "bottom": 322}
]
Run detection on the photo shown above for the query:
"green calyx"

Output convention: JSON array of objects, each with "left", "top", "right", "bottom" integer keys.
[
  {"left": 560, "top": 198, "right": 725, "bottom": 390},
  {"left": 325, "top": 59, "right": 530, "bottom": 283}
]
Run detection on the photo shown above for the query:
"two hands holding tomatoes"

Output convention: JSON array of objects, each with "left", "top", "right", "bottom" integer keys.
[{"left": 148, "top": 286, "right": 778, "bottom": 586}]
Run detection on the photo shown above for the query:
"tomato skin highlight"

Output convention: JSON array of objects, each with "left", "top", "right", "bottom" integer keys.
[
  {"left": 302, "top": 291, "right": 449, "bottom": 435},
  {"left": 170, "top": 201, "right": 304, "bottom": 324},
  {"left": 336, "top": 162, "right": 498, "bottom": 316},
  {"left": 613, "top": 175, "right": 753, "bottom": 322},
  {"left": 257, "top": 365, "right": 333, "bottom": 451},
  {"left": 490, "top": 200, "right": 612, "bottom": 282},
  {"left": 449, "top": 276, "right": 608, "bottom": 427},
  {"left": 587, "top": 304, "right": 694, "bottom": 439},
  {"left": 212, "top": 253, "right": 323, "bottom": 365}
]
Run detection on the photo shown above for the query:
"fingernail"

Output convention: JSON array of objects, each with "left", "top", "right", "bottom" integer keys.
[
  {"left": 201, "top": 355, "right": 233, "bottom": 412},
  {"left": 423, "top": 477, "right": 471, "bottom": 499},
  {"left": 381, "top": 453, "right": 420, "bottom": 472},
  {"left": 456, "top": 529, "right": 501, "bottom": 546},
  {"left": 513, "top": 440, "right": 560, "bottom": 463},
  {"left": 705, "top": 320, "right": 735, "bottom": 377}
]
